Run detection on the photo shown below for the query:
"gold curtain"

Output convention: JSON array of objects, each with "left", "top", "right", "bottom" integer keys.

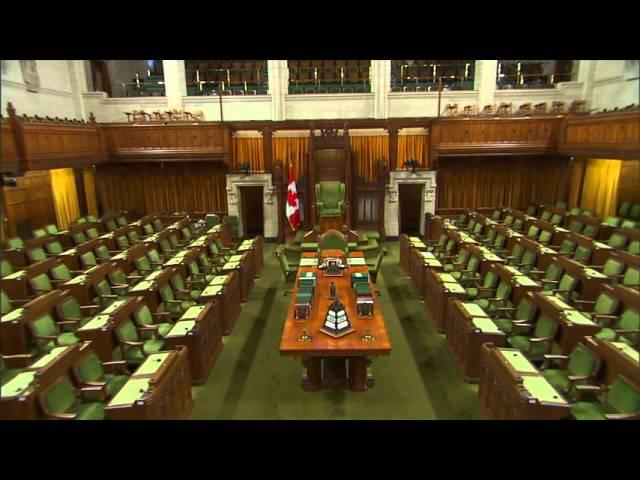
[
  {"left": 82, "top": 167, "right": 98, "bottom": 216},
  {"left": 232, "top": 137, "right": 265, "bottom": 172},
  {"left": 349, "top": 135, "right": 389, "bottom": 182},
  {"left": 568, "top": 158, "right": 586, "bottom": 207},
  {"left": 272, "top": 136, "right": 310, "bottom": 179},
  {"left": 50, "top": 168, "right": 81, "bottom": 230},
  {"left": 580, "top": 158, "right": 622, "bottom": 218},
  {"left": 95, "top": 162, "right": 228, "bottom": 215},
  {"left": 397, "top": 134, "right": 429, "bottom": 170},
  {"left": 437, "top": 156, "right": 571, "bottom": 210}
]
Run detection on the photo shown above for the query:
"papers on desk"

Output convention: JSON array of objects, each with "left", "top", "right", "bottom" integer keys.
[
  {"left": 210, "top": 275, "right": 228, "bottom": 285},
  {"left": 78, "top": 314, "right": 111, "bottom": 331},
  {"left": 299, "top": 258, "right": 318, "bottom": 267},
  {"left": 1, "top": 308, "right": 25, "bottom": 323},
  {"left": 0, "top": 372, "right": 36, "bottom": 398},
  {"left": 30, "top": 346, "right": 69, "bottom": 369},
  {"left": 108, "top": 378, "right": 151, "bottom": 406},
  {"left": 347, "top": 257, "right": 366, "bottom": 266}
]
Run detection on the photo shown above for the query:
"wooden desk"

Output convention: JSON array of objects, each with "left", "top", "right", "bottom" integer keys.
[
  {"left": 198, "top": 271, "right": 241, "bottom": 335},
  {"left": 237, "top": 236, "right": 264, "bottom": 278},
  {"left": 126, "top": 268, "right": 176, "bottom": 312},
  {"left": 410, "top": 249, "right": 443, "bottom": 298},
  {"left": 163, "top": 302, "right": 223, "bottom": 384},
  {"left": 424, "top": 269, "right": 469, "bottom": 334},
  {"left": 478, "top": 344, "right": 571, "bottom": 420},
  {"left": 62, "top": 261, "right": 117, "bottom": 305},
  {"left": 279, "top": 250, "right": 391, "bottom": 392},
  {"left": 221, "top": 251, "right": 253, "bottom": 302},
  {"left": 583, "top": 337, "right": 640, "bottom": 386}
]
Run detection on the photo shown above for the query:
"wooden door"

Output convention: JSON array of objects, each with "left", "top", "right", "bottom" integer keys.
[
  {"left": 240, "top": 186, "right": 263, "bottom": 237},
  {"left": 398, "top": 183, "right": 423, "bottom": 235}
]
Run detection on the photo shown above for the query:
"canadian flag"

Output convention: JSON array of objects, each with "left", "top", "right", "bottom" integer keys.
[{"left": 286, "top": 168, "right": 301, "bottom": 230}]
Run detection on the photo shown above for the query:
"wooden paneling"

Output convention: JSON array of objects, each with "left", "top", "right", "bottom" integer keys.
[
  {"left": 101, "top": 124, "right": 232, "bottom": 163},
  {"left": 1, "top": 121, "right": 21, "bottom": 173},
  {"left": 618, "top": 159, "right": 640, "bottom": 206},
  {"left": 22, "top": 122, "right": 106, "bottom": 170},
  {"left": 561, "top": 111, "right": 640, "bottom": 159},
  {"left": 430, "top": 116, "right": 564, "bottom": 161},
  {"left": 3, "top": 170, "right": 56, "bottom": 238}
]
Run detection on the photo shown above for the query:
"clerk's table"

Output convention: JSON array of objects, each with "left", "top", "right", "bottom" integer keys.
[{"left": 279, "top": 249, "right": 391, "bottom": 392}]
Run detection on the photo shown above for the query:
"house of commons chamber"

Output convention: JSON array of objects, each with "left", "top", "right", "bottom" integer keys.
[{"left": 0, "top": 59, "right": 638, "bottom": 421}]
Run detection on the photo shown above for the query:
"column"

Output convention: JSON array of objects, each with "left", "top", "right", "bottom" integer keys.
[
  {"left": 162, "top": 60, "right": 187, "bottom": 111},
  {"left": 268, "top": 60, "right": 287, "bottom": 121},
  {"left": 576, "top": 60, "right": 596, "bottom": 109},
  {"left": 372, "top": 60, "right": 391, "bottom": 119},
  {"left": 474, "top": 60, "right": 498, "bottom": 110},
  {"left": 67, "top": 60, "right": 89, "bottom": 120}
]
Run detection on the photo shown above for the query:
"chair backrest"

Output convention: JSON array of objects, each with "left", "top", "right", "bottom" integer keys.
[
  {"left": 604, "top": 216, "right": 622, "bottom": 227},
  {"left": 42, "top": 376, "right": 76, "bottom": 415},
  {"left": 525, "top": 206, "right": 536, "bottom": 216},
  {"left": 316, "top": 181, "right": 345, "bottom": 210},
  {"left": 152, "top": 218, "right": 163, "bottom": 231},
  {"left": 128, "top": 230, "right": 140, "bottom": 242},
  {"left": 109, "top": 269, "right": 128, "bottom": 285},
  {"left": 44, "top": 224, "right": 59, "bottom": 235},
  {"left": 72, "top": 232, "right": 87, "bottom": 245},
  {"left": 593, "top": 292, "right": 619, "bottom": 316},
  {"left": 493, "top": 234, "right": 505, "bottom": 249},
  {"left": 28, "top": 247, "right": 47, "bottom": 263},
  {"left": 116, "top": 215, "right": 128, "bottom": 226},
  {"left": 7, "top": 237, "right": 24, "bottom": 249},
  {"left": 87, "top": 215, "right": 98, "bottom": 222},
  {"left": 86, "top": 227, "right": 99, "bottom": 239},
  {"left": 568, "top": 219, "right": 584, "bottom": 233},
  {"left": 622, "top": 267, "right": 639, "bottom": 290},
  {"left": 538, "top": 230, "right": 552, "bottom": 245},
  {"left": 526, "top": 225, "right": 540, "bottom": 238},
  {"left": 544, "top": 263, "right": 563, "bottom": 282},
  {"left": 30, "top": 273, "right": 53, "bottom": 293},
  {"left": 568, "top": 207, "right": 582, "bottom": 216},
  {"left": 95, "top": 245, "right": 110, "bottom": 260},
  {"left": 606, "top": 376, "right": 640, "bottom": 414},
  {"left": 169, "top": 233, "right": 180, "bottom": 248},
  {"left": 147, "top": 249, "right": 161, "bottom": 263},
  {"left": 483, "top": 271, "right": 498, "bottom": 288},
  {"left": 116, "top": 319, "right": 140, "bottom": 343},
  {"left": 50, "top": 264, "right": 72, "bottom": 281},
  {"left": 188, "top": 261, "right": 201, "bottom": 277},
  {"left": 495, "top": 280, "right": 511, "bottom": 301},
  {"left": 142, "top": 224, "right": 154, "bottom": 236},
  {"left": 472, "top": 222, "right": 483, "bottom": 235},
  {"left": 318, "top": 229, "right": 347, "bottom": 251},
  {"left": 170, "top": 274, "right": 186, "bottom": 291},
  {"left": 45, "top": 240, "right": 64, "bottom": 255},
  {"left": 567, "top": 344, "right": 600, "bottom": 378},
  {"left": 205, "top": 214, "right": 221, "bottom": 228},
  {"left": 181, "top": 227, "right": 192, "bottom": 241},
  {"left": 33, "top": 228, "right": 48, "bottom": 238},
  {"left": 31, "top": 314, "right": 59, "bottom": 345},
  {"left": 94, "top": 279, "right": 113, "bottom": 296},
  {"left": 556, "top": 274, "right": 578, "bottom": 301},
  {"left": 160, "top": 239, "right": 172, "bottom": 253},
  {"left": 618, "top": 202, "right": 631, "bottom": 218},
  {"left": 492, "top": 209, "right": 502, "bottom": 220},
  {"left": 105, "top": 219, "right": 118, "bottom": 232},
  {"left": 515, "top": 297, "right": 537, "bottom": 321},
  {"left": 582, "top": 224, "right": 599, "bottom": 239},
  {"left": 134, "top": 305, "right": 154, "bottom": 327},
  {"left": 503, "top": 215, "right": 514, "bottom": 226},
  {"left": 573, "top": 245, "right": 592, "bottom": 263},
  {"left": 512, "top": 218, "right": 524, "bottom": 231},
  {"left": 541, "top": 211, "right": 552, "bottom": 222},
  {"left": 467, "top": 256, "right": 480, "bottom": 273},
  {"left": 134, "top": 256, "right": 151, "bottom": 272},
  {"left": 550, "top": 213, "right": 563, "bottom": 225},
  {"left": 534, "top": 313, "right": 557, "bottom": 338},
  {"left": 76, "top": 353, "right": 105, "bottom": 383},
  {"left": 1, "top": 290, "right": 13, "bottom": 315},
  {"left": 511, "top": 244, "right": 525, "bottom": 259},
  {"left": 621, "top": 220, "right": 637, "bottom": 229},
  {"left": 556, "top": 201, "right": 568, "bottom": 210},
  {"left": 456, "top": 249, "right": 470, "bottom": 265},
  {"left": 485, "top": 229, "right": 496, "bottom": 242},
  {"left": 602, "top": 258, "right": 625, "bottom": 277},
  {"left": 277, "top": 250, "right": 291, "bottom": 274},
  {"left": 1, "top": 259, "right": 13, "bottom": 278},
  {"left": 57, "top": 296, "right": 82, "bottom": 320},
  {"left": 80, "top": 251, "right": 97, "bottom": 268},
  {"left": 559, "top": 239, "right": 576, "bottom": 254},
  {"left": 618, "top": 308, "right": 640, "bottom": 346},
  {"left": 608, "top": 232, "right": 628, "bottom": 249},
  {"left": 630, "top": 204, "right": 640, "bottom": 220},
  {"left": 116, "top": 236, "right": 130, "bottom": 249},
  {"left": 159, "top": 284, "right": 175, "bottom": 303}
]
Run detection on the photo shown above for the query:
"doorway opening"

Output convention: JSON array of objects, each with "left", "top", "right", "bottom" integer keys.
[
  {"left": 398, "top": 183, "right": 423, "bottom": 235},
  {"left": 240, "top": 186, "right": 264, "bottom": 237}
]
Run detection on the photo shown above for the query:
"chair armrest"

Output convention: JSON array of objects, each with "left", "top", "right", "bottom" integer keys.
[
  {"left": 80, "top": 384, "right": 108, "bottom": 401},
  {"left": 102, "top": 360, "right": 131, "bottom": 375},
  {"left": 138, "top": 325, "right": 162, "bottom": 338},
  {"left": 152, "top": 311, "right": 172, "bottom": 317},
  {"left": 511, "top": 323, "right": 534, "bottom": 333},
  {"left": 604, "top": 413, "right": 640, "bottom": 420},
  {"left": 165, "top": 299, "right": 183, "bottom": 304},
  {"left": 2, "top": 353, "right": 34, "bottom": 368},
  {"left": 541, "top": 354, "right": 570, "bottom": 369},
  {"left": 573, "top": 299, "right": 595, "bottom": 305},
  {"left": 35, "top": 334, "right": 59, "bottom": 340},
  {"left": 122, "top": 340, "right": 144, "bottom": 347},
  {"left": 45, "top": 412, "right": 78, "bottom": 420},
  {"left": 613, "top": 328, "right": 640, "bottom": 337},
  {"left": 99, "top": 294, "right": 118, "bottom": 299},
  {"left": 57, "top": 319, "right": 81, "bottom": 327}
]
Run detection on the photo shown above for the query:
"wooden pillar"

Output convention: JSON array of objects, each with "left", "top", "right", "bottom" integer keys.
[
  {"left": 262, "top": 126, "right": 273, "bottom": 173},
  {"left": 7, "top": 103, "right": 28, "bottom": 173},
  {"left": 387, "top": 125, "right": 398, "bottom": 172}
]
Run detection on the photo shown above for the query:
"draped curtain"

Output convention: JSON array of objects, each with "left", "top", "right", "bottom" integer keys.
[
  {"left": 579, "top": 158, "right": 622, "bottom": 218},
  {"left": 232, "top": 137, "right": 264, "bottom": 172},
  {"left": 82, "top": 167, "right": 98, "bottom": 216},
  {"left": 49, "top": 168, "right": 80, "bottom": 230},
  {"left": 397, "top": 134, "right": 429, "bottom": 170},
  {"left": 95, "top": 162, "right": 228, "bottom": 215},
  {"left": 567, "top": 158, "right": 586, "bottom": 208},
  {"left": 349, "top": 135, "right": 389, "bottom": 182},
  {"left": 437, "top": 156, "right": 571, "bottom": 210},
  {"left": 272, "top": 137, "right": 310, "bottom": 178}
]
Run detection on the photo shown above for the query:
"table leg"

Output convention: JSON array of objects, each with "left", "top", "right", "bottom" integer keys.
[
  {"left": 302, "top": 357, "right": 322, "bottom": 392},
  {"left": 348, "top": 357, "right": 368, "bottom": 392}
]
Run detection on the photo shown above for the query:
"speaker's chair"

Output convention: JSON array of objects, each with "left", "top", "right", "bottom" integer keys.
[{"left": 315, "top": 181, "right": 346, "bottom": 217}]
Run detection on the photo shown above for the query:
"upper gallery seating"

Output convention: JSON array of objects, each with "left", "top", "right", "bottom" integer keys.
[
  {"left": 184, "top": 60, "right": 268, "bottom": 96},
  {"left": 288, "top": 60, "right": 371, "bottom": 94}
]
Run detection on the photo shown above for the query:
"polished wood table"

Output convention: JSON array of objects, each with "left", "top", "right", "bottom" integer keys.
[{"left": 279, "top": 250, "right": 391, "bottom": 392}]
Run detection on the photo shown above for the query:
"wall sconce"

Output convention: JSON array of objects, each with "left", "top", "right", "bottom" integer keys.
[
  {"left": 238, "top": 162, "right": 250, "bottom": 176},
  {"left": 404, "top": 158, "right": 419, "bottom": 173}
]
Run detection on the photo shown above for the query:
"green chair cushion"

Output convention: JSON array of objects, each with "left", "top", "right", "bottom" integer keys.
[{"left": 73, "top": 402, "right": 105, "bottom": 420}]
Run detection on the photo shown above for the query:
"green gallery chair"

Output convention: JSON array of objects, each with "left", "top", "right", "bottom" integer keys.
[
  {"left": 618, "top": 202, "right": 631, "bottom": 218},
  {"left": 367, "top": 251, "right": 384, "bottom": 284},
  {"left": 594, "top": 307, "right": 640, "bottom": 348},
  {"left": 72, "top": 231, "right": 88, "bottom": 245},
  {"left": 571, "top": 376, "right": 640, "bottom": 420},
  {"left": 515, "top": 248, "right": 537, "bottom": 274},
  {"left": 5, "top": 237, "right": 25, "bottom": 250},
  {"left": 478, "top": 228, "right": 497, "bottom": 245},
  {"left": 205, "top": 214, "right": 221, "bottom": 229},
  {"left": 502, "top": 243, "right": 525, "bottom": 266},
  {"left": 512, "top": 217, "right": 524, "bottom": 232},
  {"left": 225, "top": 215, "right": 239, "bottom": 240},
  {"left": 1, "top": 259, "right": 14, "bottom": 278},
  {"left": 621, "top": 266, "right": 639, "bottom": 291},
  {"left": 492, "top": 296, "right": 538, "bottom": 334},
  {"left": 133, "top": 304, "right": 174, "bottom": 338},
  {"left": 152, "top": 218, "right": 163, "bottom": 232},
  {"left": 104, "top": 219, "right": 118, "bottom": 232},
  {"left": 158, "top": 284, "right": 196, "bottom": 319},
  {"left": 170, "top": 273, "right": 203, "bottom": 301},
  {"left": 116, "top": 214, "right": 128, "bottom": 226},
  {"left": 435, "top": 238, "right": 456, "bottom": 260},
  {"left": 582, "top": 223, "right": 599, "bottom": 239},
  {"left": 86, "top": 227, "right": 100, "bottom": 239},
  {"left": 568, "top": 207, "right": 582, "bottom": 216},
  {"left": 540, "top": 210, "right": 552, "bottom": 222},
  {"left": 45, "top": 239, "right": 65, "bottom": 255},
  {"left": 465, "top": 271, "right": 499, "bottom": 301},
  {"left": 29, "top": 273, "right": 54, "bottom": 295},
  {"left": 550, "top": 272, "right": 580, "bottom": 304},
  {"left": 214, "top": 237, "right": 236, "bottom": 256},
  {"left": 502, "top": 214, "right": 515, "bottom": 227},
  {"left": 44, "top": 224, "right": 59, "bottom": 235},
  {"left": 93, "top": 279, "right": 123, "bottom": 308},
  {"left": 506, "top": 312, "right": 559, "bottom": 362},
  {"left": 530, "top": 262, "right": 564, "bottom": 292},
  {"left": 573, "top": 290, "right": 620, "bottom": 322},
  {"left": 56, "top": 296, "right": 100, "bottom": 330},
  {"left": 33, "top": 228, "right": 48, "bottom": 238},
  {"left": 629, "top": 203, "right": 640, "bottom": 220},
  {"left": 620, "top": 219, "right": 637, "bottom": 230},
  {"left": 474, "top": 277, "right": 512, "bottom": 316},
  {"left": 443, "top": 249, "right": 470, "bottom": 273},
  {"left": 586, "top": 257, "right": 625, "bottom": 282},
  {"left": 537, "top": 230, "right": 553, "bottom": 246},
  {"left": 556, "top": 201, "right": 568, "bottom": 210},
  {"left": 315, "top": 181, "right": 346, "bottom": 218},
  {"left": 142, "top": 223, "right": 155, "bottom": 237},
  {"left": 115, "top": 235, "right": 130, "bottom": 250},
  {"left": 541, "top": 343, "right": 601, "bottom": 398},
  {"left": 492, "top": 208, "right": 504, "bottom": 220},
  {"left": 127, "top": 230, "right": 142, "bottom": 244},
  {"left": 27, "top": 246, "right": 50, "bottom": 263},
  {"left": 94, "top": 245, "right": 112, "bottom": 262},
  {"left": 451, "top": 255, "right": 480, "bottom": 285},
  {"left": 28, "top": 313, "right": 80, "bottom": 354},
  {"left": 159, "top": 238, "right": 175, "bottom": 257},
  {"left": 568, "top": 218, "right": 584, "bottom": 234},
  {"left": 487, "top": 233, "right": 507, "bottom": 253},
  {"left": 115, "top": 319, "right": 165, "bottom": 366},
  {"left": 38, "top": 376, "right": 105, "bottom": 420},
  {"left": 607, "top": 231, "right": 628, "bottom": 249},
  {"left": 525, "top": 225, "right": 540, "bottom": 240},
  {"left": 108, "top": 267, "right": 142, "bottom": 289},
  {"left": 603, "top": 216, "right": 622, "bottom": 228},
  {"left": 276, "top": 248, "right": 299, "bottom": 284},
  {"left": 72, "top": 352, "right": 130, "bottom": 401},
  {"left": 79, "top": 251, "right": 98, "bottom": 270},
  {"left": 525, "top": 205, "right": 538, "bottom": 216},
  {"left": 550, "top": 213, "right": 564, "bottom": 226},
  {"left": 187, "top": 260, "right": 215, "bottom": 284}
]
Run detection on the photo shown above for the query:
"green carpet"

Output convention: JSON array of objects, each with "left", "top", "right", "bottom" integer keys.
[{"left": 190, "top": 241, "right": 481, "bottom": 419}]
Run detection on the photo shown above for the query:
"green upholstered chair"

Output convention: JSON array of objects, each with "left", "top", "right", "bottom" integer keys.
[
  {"left": 315, "top": 181, "right": 346, "bottom": 217},
  {"left": 142, "top": 223, "right": 155, "bottom": 236},
  {"left": 463, "top": 219, "right": 477, "bottom": 232},
  {"left": 94, "top": 245, "right": 111, "bottom": 262},
  {"left": 199, "top": 252, "right": 221, "bottom": 276},
  {"left": 108, "top": 268, "right": 142, "bottom": 289},
  {"left": 479, "top": 228, "right": 497, "bottom": 245},
  {"left": 516, "top": 249, "right": 537, "bottom": 274},
  {"left": 525, "top": 205, "right": 537, "bottom": 216},
  {"left": 568, "top": 219, "right": 584, "bottom": 234},
  {"left": 73, "top": 352, "right": 130, "bottom": 401},
  {"left": 574, "top": 290, "right": 620, "bottom": 322},
  {"left": 507, "top": 313, "right": 559, "bottom": 361},
  {"left": 475, "top": 278, "right": 512, "bottom": 315},
  {"left": 158, "top": 284, "right": 196, "bottom": 319},
  {"left": 525, "top": 225, "right": 540, "bottom": 240},
  {"left": 618, "top": 202, "right": 631, "bottom": 217},
  {"left": 6, "top": 237, "right": 25, "bottom": 249},
  {"left": 168, "top": 232, "right": 184, "bottom": 249},
  {"left": 207, "top": 239, "right": 229, "bottom": 262},
  {"left": 571, "top": 376, "right": 640, "bottom": 420},
  {"left": 276, "top": 248, "right": 299, "bottom": 284},
  {"left": 105, "top": 219, "right": 118, "bottom": 232},
  {"left": 541, "top": 344, "right": 601, "bottom": 398},
  {"left": 556, "top": 201, "right": 568, "bottom": 210},
  {"left": 504, "top": 244, "right": 525, "bottom": 266},
  {"left": 451, "top": 255, "right": 480, "bottom": 285},
  {"left": 621, "top": 219, "right": 637, "bottom": 229},
  {"left": 159, "top": 238, "right": 175, "bottom": 257},
  {"left": 152, "top": 218, "right": 163, "bottom": 231},
  {"left": 79, "top": 251, "right": 98, "bottom": 270},
  {"left": 367, "top": 251, "right": 384, "bottom": 284},
  {"left": 493, "top": 297, "right": 538, "bottom": 334},
  {"left": 502, "top": 214, "right": 514, "bottom": 227},
  {"left": 116, "top": 215, "right": 128, "bottom": 226},
  {"left": 133, "top": 304, "right": 173, "bottom": 339},
  {"left": 436, "top": 239, "right": 456, "bottom": 260},
  {"left": 86, "top": 227, "right": 99, "bottom": 239},
  {"left": 555, "top": 239, "right": 576, "bottom": 257},
  {"left": 568, "top": 207, "right": 582, "bottom": 216},
  {"left": 147, "top": 248, "right": 165, "bottom": 265},
  {"left": 127, "top": 230, "right": 141, "bottom": 244},
  {"left": 33, "top": 228, "right": 48, "bottom": 238},
  {"left": 572, "top": 245, "right": 592, "bottom": 265},
  {"left": 492, "top": 208, "right": 503, "bottom": 220},
  {"left": 607, "top": 232, "right": 628, "bottom": 249},
  {"left": 225, "top": 215, "right": 239, "bottom": 239},
  {"left": 50, "top": 264, "right": 76, "bottom": 286},
  {"left": 595, "top": 308, "right": 640, "bottom": 348},
  {"left": 512, "top": 218, "right": 524, "bottom": 232},
  {"left": 444, "top": 249, "right": 470, "bottom": 273},
  {"left": 39, "top": 376, "right": 105, "bottom": 420},
  {"left": 630, "top": 203, "right": 640, "bottom": 220},
  {"left": 45, "top": 240, "right": 64, "bottom": 255},
  {"left": 29, "top": 313, "right": 80, "bottom": 354},
  {"left": 214, "top": 238, "right": 236, "bottom": 256},
  {"left": 27, "top": 246, "right": 49, "bottom": 263},
  {"left": 550, "top": 213, "right": 564, "bottom": 226},
  {"left": 487, "top": 234, "right": 506, "bottom": 253},
  {"left": 205, "top": 214, "right": 221, "bottom": 229},
  {"left": 587, "top": 257, "right": 625, "bottom": 281},
  {"left": 180, "top": 226, "right": 193, "bottom": 243},
  {"left": 603, "top": 216, "right": 622, "bottom": 227},
  {"left": 134, "top": 256, "right": 154, "bottom": 276},
  {"left": 536, "top": 232, "right": 552, "bottom": 248},
  {"left": 1, "top": 290, "right": 13, "bottom": 315},
  {"left": 465, "top": 271, "right": 498, "bottom": 300},
  {"left": 76, "top": 217, "right": 87, "bottom": 224},
  {"left": 116, "top": 235, "right": 130, "bottom": 250},
  {"left": 1, "top": 259, "right": 13, "bottom": 278},
  {"left": 318, "top": 229, "right": 348, "bottom": 253},
  {"left": 44, "top": 224, "right": 59, "bottom": 235},
  {"left": 170, "top": 273, "right": 203, "bottom": 301},
  {"left": 115, "top": 319, "right": 165, "bottom": 365},
  {"left": 530, "top": 262, "right": 564, "bottom": 291},
  {"left": 621, "top": 266, "right": 639, "bottom": 291},
  {"left": 582, "top": 224, "right": 599, "bottom": 239},
  {"left": 540, "top": 210, "right": 552, "bottom": 222},
  {"left": 56, "top": 296, "right": 99, "bottom": 330},
  {"left": 187, "top": 260, "right": 215, "bottom": 284},
  {"left": 29, "top": 273, "right": 54, "bottom": 295},
  {"left": 471, "top": 221, "right": 484, "bottom": 237},
  {"left": 93, "top": 280, "right": 121, "bottom": 308},
  {"left": 550, "top": 273, "right": 579, "bottom": 304},
  {"left": 72, "top": 231, "right": 88, "bottom": 245},
  {"left": 86, "top": 215, "right": 98, "bottom": 222}
]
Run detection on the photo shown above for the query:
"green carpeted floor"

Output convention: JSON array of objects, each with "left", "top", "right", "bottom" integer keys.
[{"left": 190, "top": 241, "right": 482, "bottom": 419}]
